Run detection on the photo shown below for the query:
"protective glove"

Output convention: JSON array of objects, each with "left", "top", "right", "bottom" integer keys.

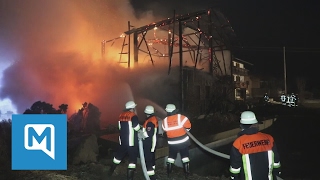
[{"left": 138, "top": 130, "right": 149, "bottom": 140}]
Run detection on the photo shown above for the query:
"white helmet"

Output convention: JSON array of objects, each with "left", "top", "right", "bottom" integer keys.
[
  {"left": 144, "top": 105, "right": 154, "bottom": 114},
  {"left": 240, "top": 111, "right": 258, "bottom": 124},
  {"left": 125, "top": 101, "right": 137, "bottom": 109},
  {"left": 165, "top": 104, "right": 176, "bottom": 113}
]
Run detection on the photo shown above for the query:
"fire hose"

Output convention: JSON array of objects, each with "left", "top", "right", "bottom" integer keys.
[
  {"left": 186, "top": 130, "right": 283, "bottom": 180},
  {"left": 137, "top": 128, "right": 282, "bottom": 180},
  {"left": 186, "top": 130, "right": 230, "bottom": 159},
  {"left": 138, "top": 133, "right": 150, "bottom": 180}
]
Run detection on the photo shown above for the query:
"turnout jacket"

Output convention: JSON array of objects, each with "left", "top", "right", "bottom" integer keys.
[
  {"left": 142, "top": 115, "right": 158, "bottom": 152},
  {"left": 118, "top": 111, "right": 141, "bottom": 146},
  {"left": 229, "top": 127, "right": 281, "bottom": 180},
  {"left": 162, "top": 114, "right": 191, "bottom": 145}
]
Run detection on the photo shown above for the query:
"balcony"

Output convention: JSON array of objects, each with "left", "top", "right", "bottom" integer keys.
[
  {"left": 234, "top": 81, "right": 248, "bottom": 88},
  {"left": 232, "top": 67, "right": 248, "bottom": 76}
]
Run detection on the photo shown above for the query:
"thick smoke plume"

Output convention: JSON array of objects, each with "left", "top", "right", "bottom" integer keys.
[{"left": 0, "top": 0, "right": 179, "bottom": 127}]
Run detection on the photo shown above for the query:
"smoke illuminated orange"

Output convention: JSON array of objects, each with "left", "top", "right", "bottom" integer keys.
[{"left": 0, "top": 0, "right": 181, "bottom": 127}]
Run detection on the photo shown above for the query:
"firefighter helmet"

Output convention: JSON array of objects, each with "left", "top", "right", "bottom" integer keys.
[
  {"left": 165, "top": 104, "right": 176, "bottom": 113},
  {"left": 240, "top": 111, "right": 258, "bottom": 124},
  {"left": 144, "top": 105, "right": 154, "bottom": 114},
  {"left": 125, "top": 101, "right": 137, "bottom": 109}
]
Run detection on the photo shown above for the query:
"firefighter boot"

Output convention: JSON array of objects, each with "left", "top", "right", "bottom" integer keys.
[
  {"left": 166, "top": 162, "right": 173, "bottom": 177},
  {"left": 183, "top": 162, "right": 190, "bottom": 179},
  {"left": 108, "top": 163, "right": 117, "bottom": 176},
  {"left": 127, "top": 168, "right": 135, "bottom": 180},
  {"left": 149, "top": 175, "right": 156, "bottom": 180}
]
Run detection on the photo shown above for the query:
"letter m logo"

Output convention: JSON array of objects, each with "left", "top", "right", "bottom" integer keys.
[{"left": 24, "top": 124, "right": 55, "bottom": 159}]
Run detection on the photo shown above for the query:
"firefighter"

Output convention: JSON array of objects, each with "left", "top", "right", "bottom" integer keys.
[
  {"left": 141, "top": 105, "right": 159, "bottom": 180},
  {"left": 162, "top": 104, "right": 192, "bottom": 179},
  {"left": 280, "top": 93, "right": 286, "bottom": 106},
  {"left": 229, "top": 111, "right": 281, "bottom": 180},
  {"left": 108, "top": 101, "right": 141, "bottom": 180}
]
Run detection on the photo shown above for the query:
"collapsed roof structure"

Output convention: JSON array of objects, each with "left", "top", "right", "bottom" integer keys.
[
  {"left": 102, "top": 8, "right": 237, "bottom": 76},
  {"left": 101, "top": 8, "right": 238, "bottom": 113}
]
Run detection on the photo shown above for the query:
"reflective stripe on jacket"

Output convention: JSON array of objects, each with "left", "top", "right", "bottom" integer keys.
[
  {"left": 118, "top": 111, "right": 140, "bottom": 146},
  {"left": 229, "top": 128, "right": 281, "bottom": 180},
  {"left": 162, "top": 114, "right": 191, "bottom": 144},
  {"left": 143, "top": 115, "right": 158, "bottom": 152}
]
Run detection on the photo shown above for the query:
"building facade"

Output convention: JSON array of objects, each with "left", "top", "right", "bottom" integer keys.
[
  {"left": 232, "top": 58, "right": 283, "bottom": 102},
  {"left": 232, "top": 58, "right": 252, "bottom": 101}
]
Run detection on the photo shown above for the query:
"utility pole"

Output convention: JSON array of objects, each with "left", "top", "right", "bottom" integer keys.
[
  {"left": 179, "top": 19, "right": 184, "bottom": 113},
  {"left": 283, "top": 46, "right": 287, "bottom": 94}
]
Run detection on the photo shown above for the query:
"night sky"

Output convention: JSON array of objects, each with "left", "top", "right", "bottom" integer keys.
[{"left": 131, "top": 0, "right": 320, "bottom": 90}]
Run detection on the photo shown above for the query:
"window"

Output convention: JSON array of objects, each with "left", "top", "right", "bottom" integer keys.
[
  {"left": 233, "top": 75, "right": 237, "bottom": 81},
  {"left": 236, "top": 76, "right": 240, "bottom": 82}
]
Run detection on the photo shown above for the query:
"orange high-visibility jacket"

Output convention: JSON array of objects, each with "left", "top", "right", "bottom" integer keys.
[
  {"left": 143, "top": 115, "right": 159, "bottom": 152},
  {"left": 162, "top": 114, "right": 191, "bottom": 145},
  {"left": 229, "top": 128, "right": 281, "bottom": 180}
]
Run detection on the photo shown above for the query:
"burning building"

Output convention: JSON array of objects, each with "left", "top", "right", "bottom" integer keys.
[
  {"left": 0, "top": 1, "right": 238, "bottom": 128},
  {"left": 102, "top": 8, "right": 238, "bottom": 116}
]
